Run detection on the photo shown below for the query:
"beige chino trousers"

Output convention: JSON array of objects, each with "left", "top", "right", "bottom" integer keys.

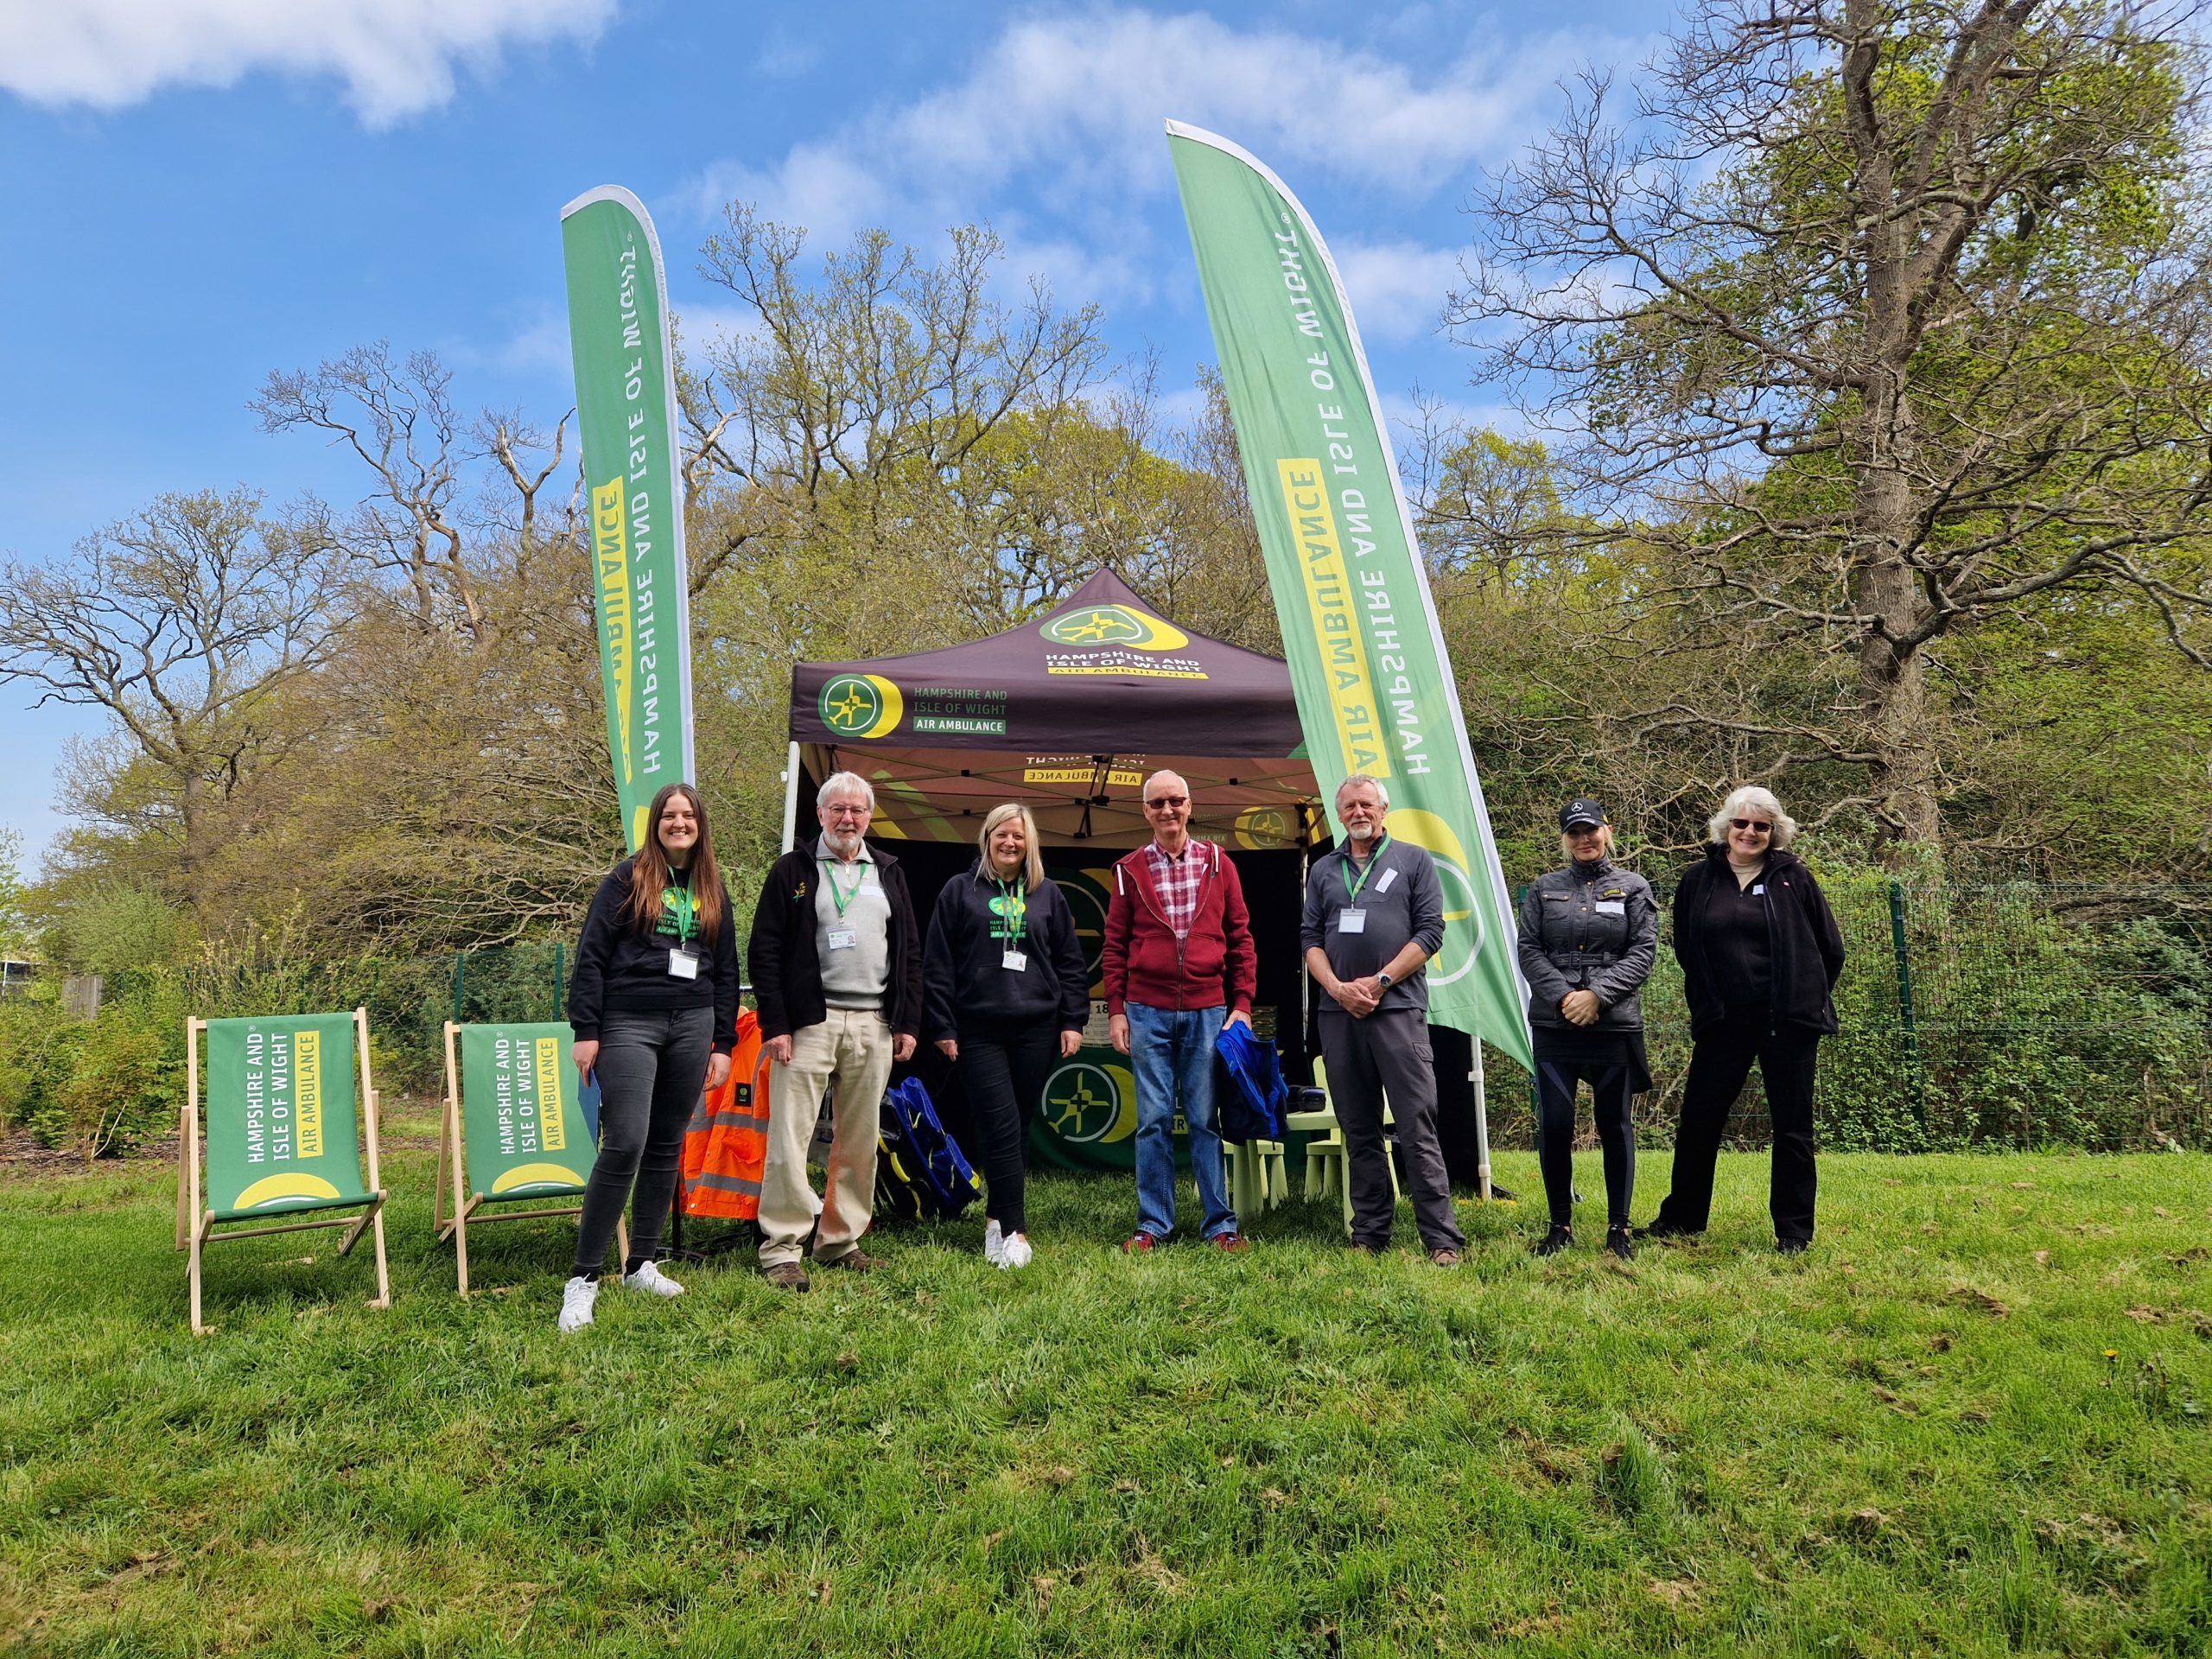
[{"left": 758, "top": 1007, "right": 890, "bottom": 1268}]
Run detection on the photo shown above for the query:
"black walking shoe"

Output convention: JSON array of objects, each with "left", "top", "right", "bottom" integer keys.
[
  {"left": 1777, "top": 1236, "right": 1811, "bottom": 1255},
  {"left": 1637, "top": 1219, "right": 1699, "bottom": 1242},
  {"left": 1531, "top": 1224, "right": 1573, "bottom": 1258},
  {"left": 1605, "top": 1224, "right": 1635, "bottom": 1262}
]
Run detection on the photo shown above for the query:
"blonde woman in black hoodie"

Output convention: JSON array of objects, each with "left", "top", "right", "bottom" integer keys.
[
  {"left": 921, "top": 804, "right": 1090, "bottom": 1268},
  {"left": 1644, "top": 785, "right": 1845, "bottom": 1254},
  {"left": 559, "top": 783, "right": 741, "bottom": 1331}
]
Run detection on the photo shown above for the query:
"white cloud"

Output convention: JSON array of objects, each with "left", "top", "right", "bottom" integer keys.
[
  {"left": 685, "top": 8, "right": 1618, "bottom": 242},
  {"left": 0, "top": 0, "right": 615, "bottom": 126},
  {"left": 1332, "top": 240, "right": 1462, "bottom": 344}
]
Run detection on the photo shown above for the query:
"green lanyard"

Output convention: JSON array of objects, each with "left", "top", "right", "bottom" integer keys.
[
  {"left": 662, "top": 884, "right": 696, "bottom": 943},
  {"left": 822, "top": 857, "right": 867, "bottom": 918},
  {"left": 1342, "top": 835, "right": 1390, "bottom": 904},
  {"left": 990, "top": 876, "right": 1027, "bottom": 941}
]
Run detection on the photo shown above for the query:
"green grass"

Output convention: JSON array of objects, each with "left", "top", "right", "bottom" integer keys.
[{"left": 3, "top": 1129, "right": 2209, "bottom": 1656}]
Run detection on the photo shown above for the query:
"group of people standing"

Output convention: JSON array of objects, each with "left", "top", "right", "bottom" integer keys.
[{"left": 549, "top": 767, "right": 1846, "bottom": 1331}]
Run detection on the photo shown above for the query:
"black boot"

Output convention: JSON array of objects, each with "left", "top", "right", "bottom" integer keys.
[
  {"left": 1605, "top": 1224, "right": 1635, "bottom": 1262},
  {"left": 1532, "top": 1224, "right": 1573, "bottom": 1258}
]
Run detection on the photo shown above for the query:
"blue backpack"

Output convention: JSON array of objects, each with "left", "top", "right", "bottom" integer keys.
[
  {"left": 1215, "top": 1022, "right": 1288, "bottom": 1142},
  {"left": 874, "top": 1076, "right": 984, "bottom": 1222}
]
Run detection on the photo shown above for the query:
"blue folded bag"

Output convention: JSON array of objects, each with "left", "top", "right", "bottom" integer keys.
[{"left": 1214, "top": 1021, "right": 1288, "bottom": 1142}]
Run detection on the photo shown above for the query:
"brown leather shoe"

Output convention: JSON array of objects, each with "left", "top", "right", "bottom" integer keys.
[
  {"left": 820, "top": 1247, "right": 882, "bottom": 1273},
  {"left": 1429, "top": 1249, "right": 1462, "bottom": 1269},
  {"left": 763, "top": 1262, "right": 810, "bottom": 1292}
]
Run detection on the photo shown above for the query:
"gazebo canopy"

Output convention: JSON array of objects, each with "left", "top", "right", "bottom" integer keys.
[{"left": 788, "top": 569, "right": 1319, "bottom": 849}]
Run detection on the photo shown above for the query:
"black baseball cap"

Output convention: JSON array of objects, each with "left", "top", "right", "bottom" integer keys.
[{"left": 1560, "top": 797, "right": 1607, "bottom": 830}]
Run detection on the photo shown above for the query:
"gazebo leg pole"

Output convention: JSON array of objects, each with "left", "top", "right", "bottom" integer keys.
[{"left": 780, "top": 741, "right": 801, "bottom": 854}]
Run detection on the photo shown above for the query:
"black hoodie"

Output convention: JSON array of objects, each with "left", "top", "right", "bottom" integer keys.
[
  {"left": 1672, "top": 845, "right": 1846, "bottom": 1039},
  {"left": 921, "top": 862, "right": 1091, "bottom": 1043},
  {"left": 567, "top": 857, "right": 742, "bottom": 1053}
]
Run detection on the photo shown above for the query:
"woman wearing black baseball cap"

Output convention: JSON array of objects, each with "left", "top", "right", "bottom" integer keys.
[{"left": 1515, "top": 798, "right": 1657, "bottom": 1260}]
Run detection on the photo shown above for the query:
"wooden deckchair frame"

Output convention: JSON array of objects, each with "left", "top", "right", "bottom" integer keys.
[
  {"left": 178, "top": 1007, "right": 391, "bottom": 1336},
  {"left": 434, "top": 1020, "right": 623, "bottom": 1296}
]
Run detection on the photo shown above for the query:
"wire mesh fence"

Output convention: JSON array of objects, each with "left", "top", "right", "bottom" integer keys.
[{"left": 1492, "top": 875, "right": 2212, "bottom": 1154}]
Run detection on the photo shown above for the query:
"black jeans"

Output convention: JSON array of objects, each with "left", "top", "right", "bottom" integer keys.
[
  {"left": 1535, "top": 1058, "right": 1637, "bottom": 1228},
  {"left": 956, "top": 1019, "right": 1058, "bottom": 1234},
  {"left": 574, "top": 1006, "right": 715, "bottom": 1278},
  {"left": 1652, "top": 1010, "right": 1821, "bottom": 1242}
]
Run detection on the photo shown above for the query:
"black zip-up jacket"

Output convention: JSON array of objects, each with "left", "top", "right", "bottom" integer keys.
[
  {"left": 747, "top": 841, "right": 923, "bottom": 1042},
  {"left": 1673, "top": 846, "right": 1847, "bottom": 1039},
  {"left": 568, "top": 858, "right": 743, "bottom": 1053},
  {"left": 921, "top": 861, "right": 1091, "bottom": 1043},
  {"left": 1516, "top": 856, "right": 1658, "bottom": 1032}
]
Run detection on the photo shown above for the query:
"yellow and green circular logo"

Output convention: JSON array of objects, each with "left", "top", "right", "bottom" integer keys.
[
  {"left": 817, "top": 673, "right": 904, "bottom": 739},
  {"left": 1383, "top": 807, "right": 1485, "bottom": 984},
  {"left": 1042, "top": 1059, "right": 1136, "bottom": 1144},
  {"left": 1234, "top": 804, "right": 1301, "bottom": 850},
  {"left": 1040, "top": 605, "right": 1190, "bottom": 652}
]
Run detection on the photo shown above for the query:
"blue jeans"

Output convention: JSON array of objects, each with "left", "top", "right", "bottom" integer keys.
[{"left": 1126, "top": 1002, "right": 1237, "bottom": 1242}]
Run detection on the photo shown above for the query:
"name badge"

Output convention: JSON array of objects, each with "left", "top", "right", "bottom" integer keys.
[
  {"left": 827, "top": 928, "right": 858, "bottom": 950},
  {"left": 1595, "top": 899, "right": 1624, "bottom": 916},
  {"left": 1001, "top": 949, "right": 1027, "bottom": 972},
  {"left": 1751, "top": 885, "right": 1766, "bottom": 897},
  {"left": 1338, "top": 909, "right": 1367, "bottom": 934},
  {"left": 1376, "top": 868, "right": 1399, "bottom": 894},
  {"left": 668, "top": 948, "right": 700, "bottom": 980}
]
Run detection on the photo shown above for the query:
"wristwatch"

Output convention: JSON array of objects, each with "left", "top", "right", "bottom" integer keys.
[{"left": 1376, "top": 971, "right": 1394, "bottom": 991}]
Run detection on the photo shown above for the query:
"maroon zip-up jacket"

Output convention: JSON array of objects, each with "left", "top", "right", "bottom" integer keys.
[{"left": 1102, "top": 840, "right": 1257, "bottom": 1016}]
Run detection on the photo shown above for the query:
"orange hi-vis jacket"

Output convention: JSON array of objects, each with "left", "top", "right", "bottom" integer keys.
[{"left": 682, "top": 1008, "right": 769, "bottom": 1218}]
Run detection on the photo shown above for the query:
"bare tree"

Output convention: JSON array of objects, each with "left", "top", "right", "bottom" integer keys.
[
  {"left": 1453, "top": 0, "right": 2212, "bottom": 843},
  {"left": 0, "top": 489, "right": 338, "bottom": 887}
]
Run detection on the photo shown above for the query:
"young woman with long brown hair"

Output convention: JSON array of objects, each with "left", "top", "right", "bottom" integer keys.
[{"left": 559, "top": 782, "right": 741, "bottom": 1332}]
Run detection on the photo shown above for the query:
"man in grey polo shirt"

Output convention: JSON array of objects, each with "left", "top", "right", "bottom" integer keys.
[{"left": 1300, "top": 772, "right": 1464, "bottom": 1265}]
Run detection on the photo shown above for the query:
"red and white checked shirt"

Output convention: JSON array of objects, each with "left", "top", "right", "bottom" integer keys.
[{"left": 1144, "top": 839, "right": 1205, "bottom": 938}]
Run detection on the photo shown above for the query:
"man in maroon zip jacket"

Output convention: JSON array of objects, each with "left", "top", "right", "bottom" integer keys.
[{"left": 1103, "top": 771, "right": 1257, "bottom": 1252}]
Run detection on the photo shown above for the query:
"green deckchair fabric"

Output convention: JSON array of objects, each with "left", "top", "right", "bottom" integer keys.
[
  {"left": 204, "top": 1013, "right": 368, "bottom": 1221},
  {"left": 457, "top": 1022, "right": 592, "bottom": 1201}
]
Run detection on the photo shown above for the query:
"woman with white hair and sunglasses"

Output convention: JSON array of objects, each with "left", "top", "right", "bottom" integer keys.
[{"left": 1643, "top": 785, "right": 1846, "bottom": 1254}]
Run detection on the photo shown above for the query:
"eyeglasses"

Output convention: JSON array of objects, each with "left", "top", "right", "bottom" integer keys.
[
  {"left": 1145, "top": 795, "right": 1188, "bottom": 810},
  {"left": 823, "top": 804, "right": 870, "bottom": 820},
  {"left": 1730, "top": 818, "right": 1772, "bottom": 834}
]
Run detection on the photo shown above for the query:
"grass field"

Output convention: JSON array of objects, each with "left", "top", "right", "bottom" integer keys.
[{"left": 2, "top": 1123, "right": 2208, "bottom": 1657}]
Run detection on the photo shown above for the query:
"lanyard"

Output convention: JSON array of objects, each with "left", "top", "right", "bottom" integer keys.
[
  {"left": 1342, "top": 835, "right": 1389, "bottom": 904},
  {"left": 822, "top": 856, "right": 867, "bottom": 917},
  {"left": 662, "top": 883, "right": 696, "bottom": 943},
  {"left": 990, "top": 875, "right": 1027, "bottom": 939}
]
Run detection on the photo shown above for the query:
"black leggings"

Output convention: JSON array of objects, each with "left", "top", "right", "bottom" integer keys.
[
  {"left": 1535, "top": 1058, "right": 1637, "bottom": 1228},
  {"left": 955, "top": 1020, "right": 1058, "bottom": 1234},
  {"left": 574, "top": 1006, "right": 714, "bottom": 1278}
]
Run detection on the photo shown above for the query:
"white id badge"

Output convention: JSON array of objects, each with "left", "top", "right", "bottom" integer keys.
[
  {"left": 1001, "top": 949, "right": 1027, "bottom": 972},
  {"left": 1338, "top": 908, "right": 1367, "bottom": 934},
  {"left": 1376, "top": 868, "right": 1399, "bottom": 894},
  {"left": 1751, "top": 885, "right": 1766, "bottom": 897},
  {"left": 1596, "top": 899, "right": 1625, "bottom": 916},
  {"left": 827, "top": 928, "right": 859, "bottom": 950},
  {"left": 668, "top": 948, "right": 700, "bottom": 980}
]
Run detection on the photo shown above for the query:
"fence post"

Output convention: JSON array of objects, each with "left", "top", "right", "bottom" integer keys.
[
  {"left": 1888, "top": 880, "right": 1927, "bottom": 1138},
  {"left": 452, "top": 950, "right": 465, "bottom": 1025}
]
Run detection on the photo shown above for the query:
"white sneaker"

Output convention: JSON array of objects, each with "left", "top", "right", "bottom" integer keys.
[
  {"left": 558, "top": 1274, "right": 598, "bottom": 1332},
  {"left": 998, "top": 1231, "right": 1033, "bottom": 1270},
  {"left": 982, "top": 1219, "right": 1006, "bottom": 1265},
  {"left": 621, "top": 1260, "right": 685, "bottom": 1298}
]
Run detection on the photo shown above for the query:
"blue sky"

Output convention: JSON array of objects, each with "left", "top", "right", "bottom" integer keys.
[{"left": 0, "top": 0, "right": 1658, "bottom": 871}]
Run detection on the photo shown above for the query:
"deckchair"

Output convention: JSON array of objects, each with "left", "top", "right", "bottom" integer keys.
[
  {"left": 435, "top": 1020, "right": 623, "bottom": 1295},
  {"left": 177, "top": 1008, "right": 391, "bottom": 1336}
]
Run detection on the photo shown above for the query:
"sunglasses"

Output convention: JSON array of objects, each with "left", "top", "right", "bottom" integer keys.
[
  {"left": 1145, "top": 795, "right": 1188, "bottom": 810},
  {"left": 1730, "top": 818, "right": 1772, "bottom": 833}
]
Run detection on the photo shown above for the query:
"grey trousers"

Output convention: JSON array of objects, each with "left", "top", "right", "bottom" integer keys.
[{"left": 1319, "top": 1007, "right": 1465, "bottom": 1253}]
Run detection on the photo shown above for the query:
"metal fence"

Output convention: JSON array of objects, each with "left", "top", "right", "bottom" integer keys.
[{"left": 1493, "top": 876, "right": 2212, "bottom": 1154}]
